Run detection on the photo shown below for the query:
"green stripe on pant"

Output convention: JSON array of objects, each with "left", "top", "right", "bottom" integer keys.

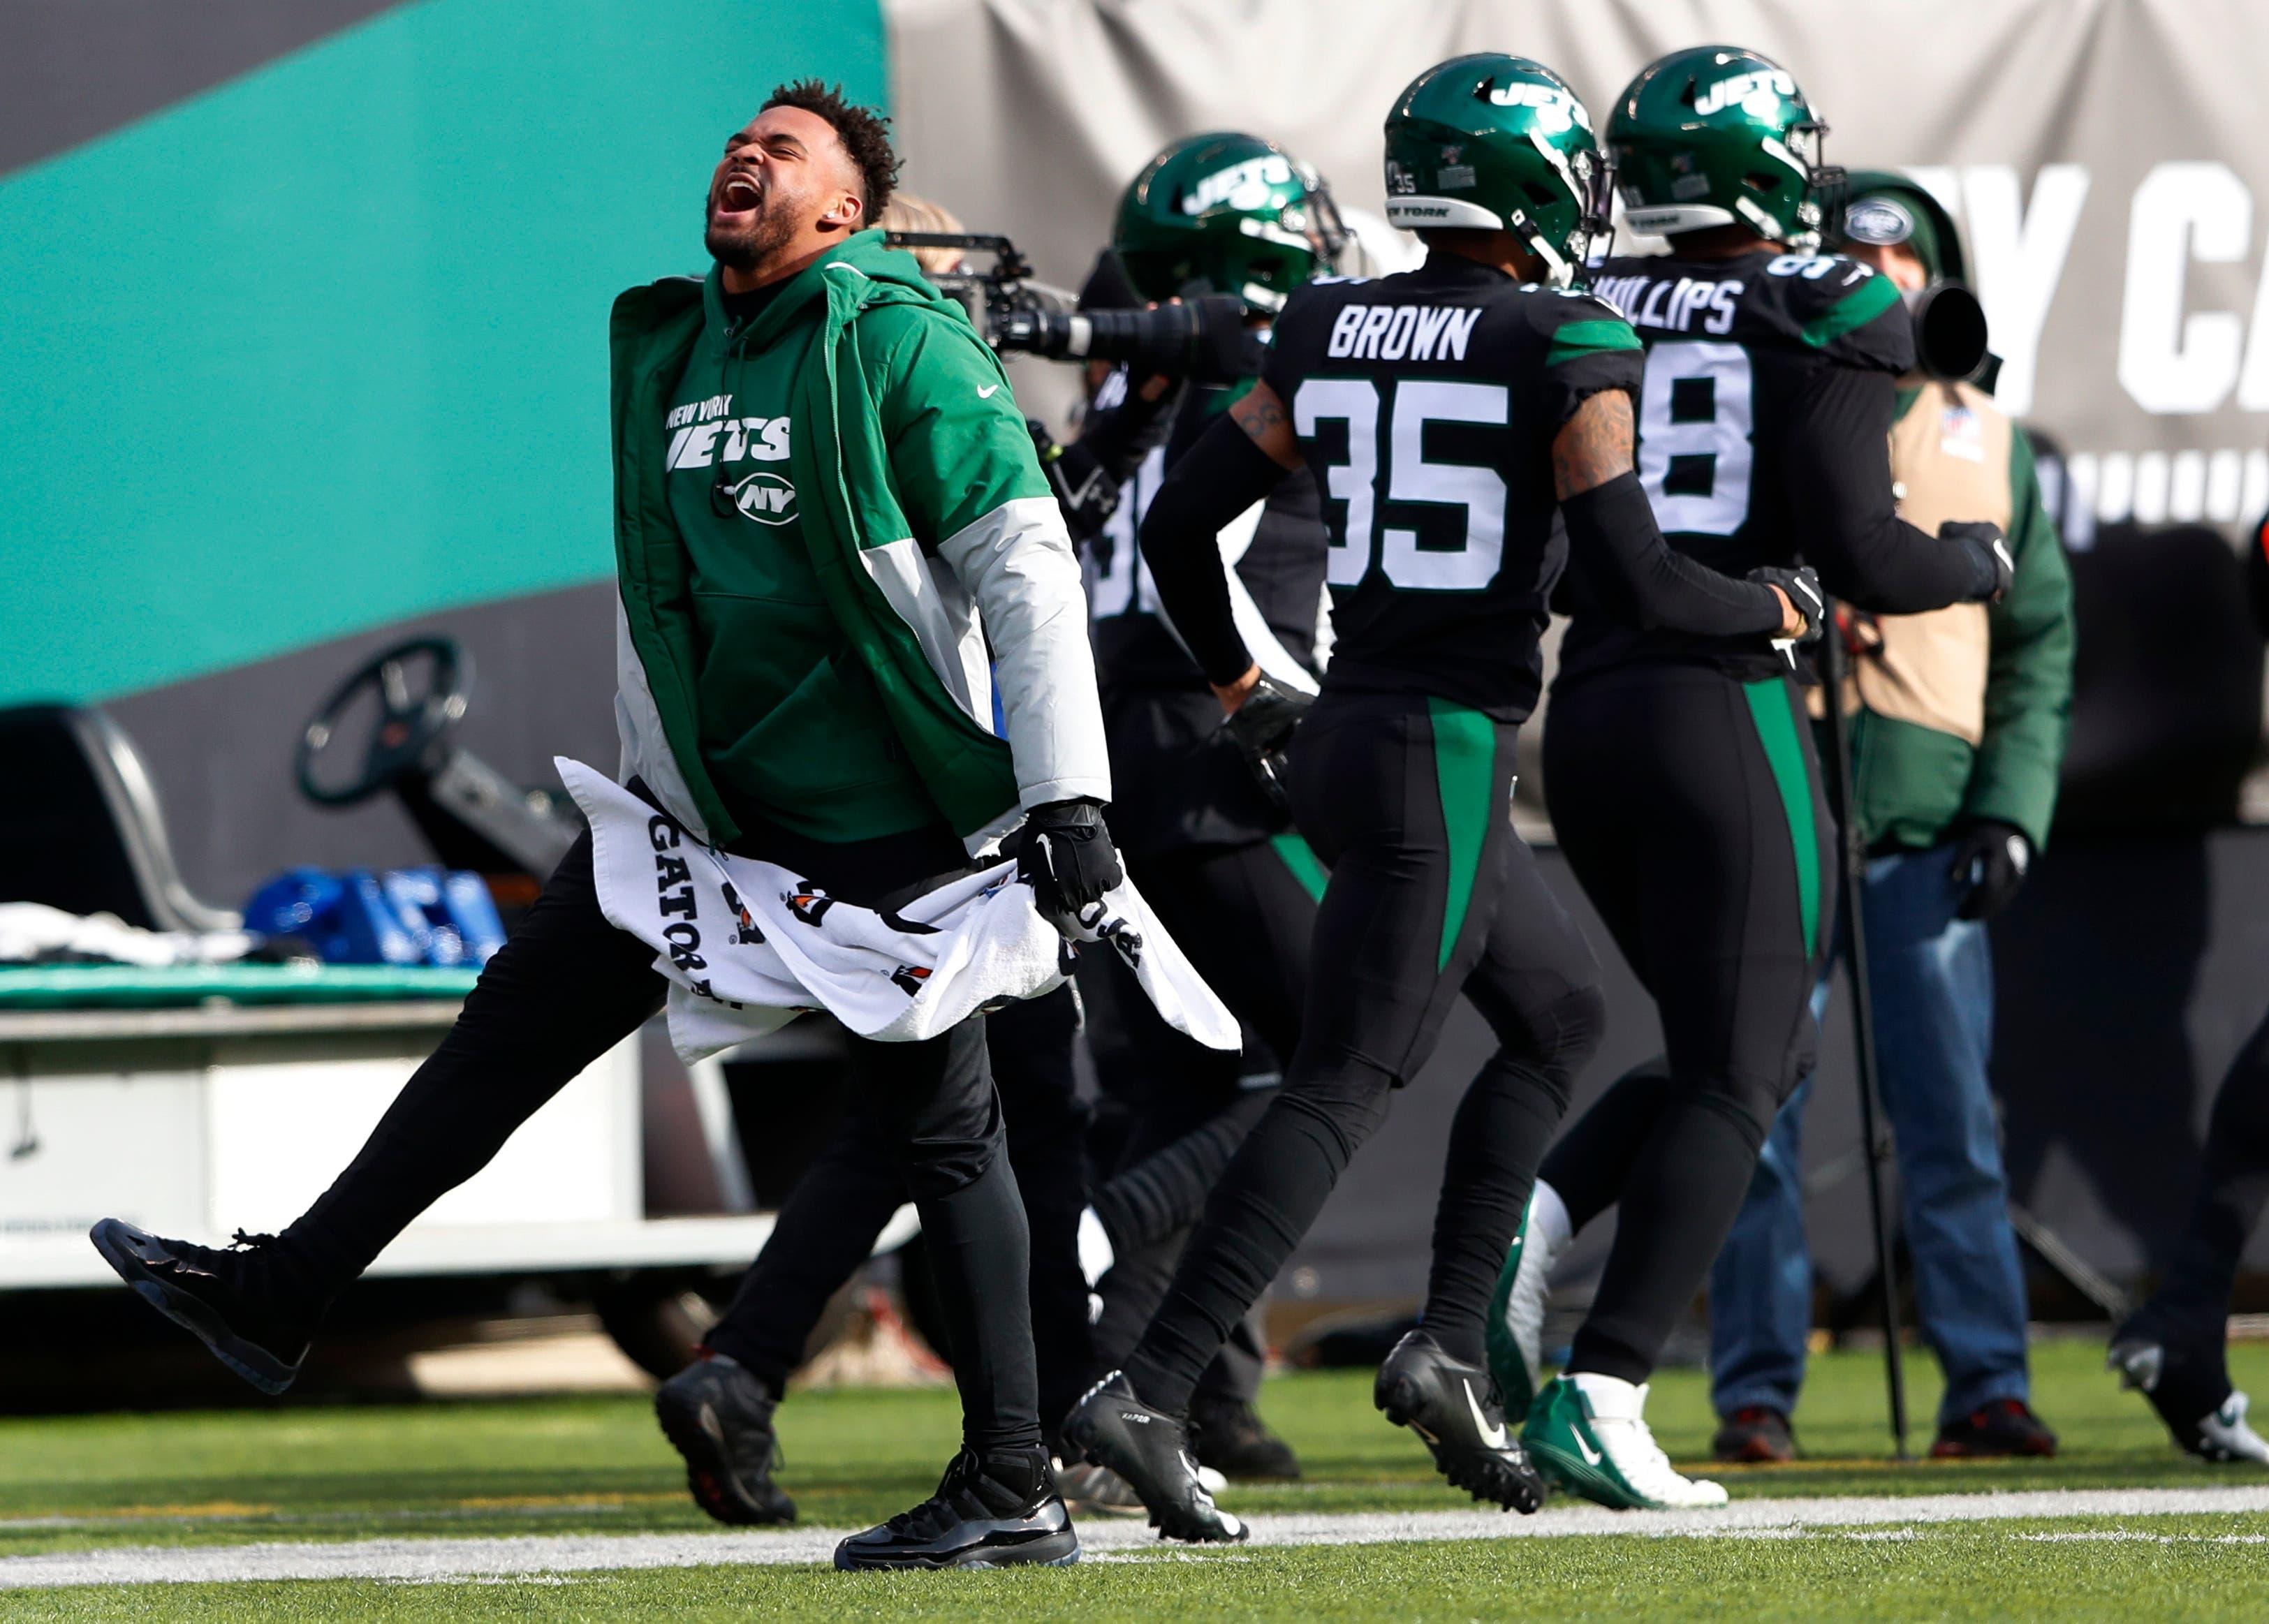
[
  {"left": 1427, "top": 697, "right": 1498, "bottom": 971},
  {"left": 1268, "top": 830, "right": 1330, "bottom": 903},
  {"left": 1740, "top": 677, "right": 1822, "bottom": 960}
]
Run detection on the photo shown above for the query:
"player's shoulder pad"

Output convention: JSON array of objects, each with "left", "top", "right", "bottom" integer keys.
[
  {"left": 1525, "top": 285, "right": 1643, "bottom": 369},
  {"left": 1753, "top": 252, "right": 1914, "bottom": 370}
]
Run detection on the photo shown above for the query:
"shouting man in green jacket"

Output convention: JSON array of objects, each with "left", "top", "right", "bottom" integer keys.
[
  {"left": 91, "top": 82, "right": 1109, "bottom": 1571},
  {"left": 1704, "top": 172, "right": 2078, "bottom": 1463}
]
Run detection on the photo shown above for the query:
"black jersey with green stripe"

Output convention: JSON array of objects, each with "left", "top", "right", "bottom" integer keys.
[
  {"left": 1260, "top": 254, "right": 1643, "bottom": 721},
  {"left": 1562, "top": 248, "right": 1914, "bottom": 681}
]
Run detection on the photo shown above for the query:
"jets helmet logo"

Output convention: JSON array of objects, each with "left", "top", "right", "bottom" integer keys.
[
  {"left": 1483, "top": 80, "right": 1589, "bottom": 133},
  {"left": 1691, "top": 68, "right": 1798, "bottom": 119},
  {"left": 1180, "top": 153, "right": 1294, "bottom": 216}
]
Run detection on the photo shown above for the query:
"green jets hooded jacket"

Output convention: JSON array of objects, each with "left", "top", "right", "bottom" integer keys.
[{"left": 606, "top": 229, "right": 1108, "bottom": 852}]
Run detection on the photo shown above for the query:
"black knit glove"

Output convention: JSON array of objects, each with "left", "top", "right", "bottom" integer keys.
[
  {"left": 1017, "top": 799, "right": 1124, "bottom": 920},
  {"left": 1949, "top": 819, "right": 2031, "bottom": 921},
  {"left": 1943, "top": 521, "right": 2015, "bottom": 604},
  {"left": 1221, "top": 672, "right": 1315, "bottom": 813}
]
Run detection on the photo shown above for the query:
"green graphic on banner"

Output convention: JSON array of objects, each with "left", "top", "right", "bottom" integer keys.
[{"left": 0, "top": 0, "right": 886, "bottom": 705}]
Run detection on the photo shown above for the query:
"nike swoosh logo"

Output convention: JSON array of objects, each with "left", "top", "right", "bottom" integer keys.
[
  {"left": 1575, "top": 1431, "right": 1603, "bottom": 1466},
  {"left": 1463, "top": 1379, "right": 1508, "bottom": 1450},
  {"left": 977, "top": 383, "right": 1000, "bottom": 398}
]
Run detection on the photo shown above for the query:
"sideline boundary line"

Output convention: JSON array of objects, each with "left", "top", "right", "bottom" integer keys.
[{"left": 8, "top": 1486, "right": 2269, "bottom": 1589}]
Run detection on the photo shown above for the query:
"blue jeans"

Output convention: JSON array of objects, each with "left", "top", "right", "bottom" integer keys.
[{"left": 1708, "top": 843, "right": 2032, "bottom": 1426}]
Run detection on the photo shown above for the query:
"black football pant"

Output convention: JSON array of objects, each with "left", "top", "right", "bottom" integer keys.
[
  {"left": 703, "top": 984, "right": 1094, "bottom": 1435},
  {"left": 1085, "top": 835, "right": 1320, "bottom": 1407},
  {"left": 1124, "top": 693, "right": 1605, "bottom": 1414},
  {"left": 274, "top": 829, "right": 1041, "bottom": 1454},
  {"left": 2136, "top": 1003, "right": 2269, "bottom": 1364},
  {"left": 1538, "top": 664, "right": 1833, "bottom": 1387}
]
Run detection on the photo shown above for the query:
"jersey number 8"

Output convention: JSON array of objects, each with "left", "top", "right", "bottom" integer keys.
[
  {"left": 1293, "top": 377, "right": 1507, "bottom": 592},
  {"left": 1636, "top": 341, "right": 1754, "bottom": 538}
]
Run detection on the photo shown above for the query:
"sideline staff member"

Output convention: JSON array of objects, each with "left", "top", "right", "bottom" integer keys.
[
  {"left": 1709, "top": 172, "right": 2076, "bottom": 1463},
  {"left": 91, "top": 82, "right": 1113, "bottom": 1572}
]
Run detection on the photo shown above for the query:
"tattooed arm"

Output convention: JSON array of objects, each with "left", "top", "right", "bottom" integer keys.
[
  {"left": 1552, "top": 390, "right": 1805, "bottom": 639},
  {"left": 1136, "top": 385, "right": 1301, "bottom": 704}
]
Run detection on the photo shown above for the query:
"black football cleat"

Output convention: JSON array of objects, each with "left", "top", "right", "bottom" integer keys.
[
  {"left": 1062, "top": 1371, "right": 1248, "bottom": 1543},
  {"left": 654, "top": 1352, "right": 797, "bottom": 1525},
  {"left": 1374, "top": 1329, "right": 1546, "bottom": 1513},
  {"left": 1189, "top": 1393, "right": 1302, "bottom": 1481},
  {"left": 2110, "top": 1322, "right": 2269, "bottom": 1464},
  {"left": 834, "top": 1446, "right": 1079, "bottom": 1570},
  {"left": 89, "top": 1218, "right": 309, "bottom": 1395}
]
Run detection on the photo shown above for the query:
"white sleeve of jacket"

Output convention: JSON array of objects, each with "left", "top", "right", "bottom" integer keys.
[{"left": 938, "top": 495, "right": 1113, "bottom": 809}]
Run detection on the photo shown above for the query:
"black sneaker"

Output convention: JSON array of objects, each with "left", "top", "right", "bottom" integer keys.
[
  {"left": 834, "top": 1446, "right": 1079, "bottom": 1570},
  {"left": 1712, "top": 1406, "right": 1798, "bottom": 1463},
  {"left": 1062, "top": 1370, "right": 1248, "bottom": 1543},
  {"left": 89, "top": 1218, "right": 309, "bottom": 1395},
  {"left": 1374, "top": 1330, "right": 1546, "bottom": 1513},
  {"left": 1189, "top": 1394, "right": 1302, "bottom": 1482},
  {"left": 654, "top": 1352, "right": 796, "bottom": 1526},
  {"left": 1930, "top": 1398, "right": 2058, "bottom": 1459}
]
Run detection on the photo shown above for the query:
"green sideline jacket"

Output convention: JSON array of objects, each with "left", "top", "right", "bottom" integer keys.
[
  {"left": 606, "top": 229, "right": 1107, "bottom": 852},
  {"left": 1840, "top": 381, "right": 2076, "bottom": 853}
]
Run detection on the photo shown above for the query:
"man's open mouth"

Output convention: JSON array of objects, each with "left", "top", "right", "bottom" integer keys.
[{"left": 713, "top": 172, "right": 763, "bottom": 220}]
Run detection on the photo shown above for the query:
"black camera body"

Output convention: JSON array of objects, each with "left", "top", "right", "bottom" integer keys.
[{"left": 888, "top": 231, "right": 1258, "bottom": 385}]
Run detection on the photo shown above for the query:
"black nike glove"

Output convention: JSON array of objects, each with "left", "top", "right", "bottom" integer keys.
[
  {"left": 1747, "top": 565, "right": 1826, "bottom": 643},
  {"left": 1221, "top": 671, "right": 1315, "bottom": 814},
  {"left": 1017, "top": 798, "right": 1124, "bottom": 920},
  {"left": 1942, "top": 521, "right": 2015, "bottom": 604},
  {"left": 1949, "top": 818, "right": 2031, "bottom": 921}
]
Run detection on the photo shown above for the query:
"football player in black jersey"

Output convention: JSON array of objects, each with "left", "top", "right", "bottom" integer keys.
[
  {"left": 1061, "top": 133, "right": 1346, "bottom": 1498},
  {"left": 1490, "top": 47, "right": 2015, "bottom": 1509},
  {"left": 1064, "top": 54, "right": 1812, "bottom": 1542}
]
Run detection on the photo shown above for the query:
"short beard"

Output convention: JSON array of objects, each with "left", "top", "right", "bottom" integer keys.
[{"left": 705, "top": 204, "right": 798, "bottom": 274}]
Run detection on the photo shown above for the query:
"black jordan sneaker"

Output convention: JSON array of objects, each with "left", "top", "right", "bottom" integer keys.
[
  {"left": 654, "top": 1352, "right": 797, "bottom": 1525},
  {"left": 1189, "top": 1392, "right": 1302, "bottom": 1482},
  {"left": 834, "top": 1446, "right": 1079, "bottom": 1570},
  {"left": 89, "top": 1218, "right": 310, "bottom": 1395},
  {"left": 1374, "top": 1329, "right": 1546, "bottom": 1513},
  {"left": 1062, "top": 1370, "right": 1249, "bottom": 1544}
]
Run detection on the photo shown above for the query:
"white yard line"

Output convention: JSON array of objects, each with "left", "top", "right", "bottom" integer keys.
[{"left": 6, "top": 1486, "right": 2269, "bottom": 1590}]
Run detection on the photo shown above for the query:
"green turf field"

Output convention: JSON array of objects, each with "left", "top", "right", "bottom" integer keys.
[{"left": 5, "top": 1337, "right": 2268, "bottom": 1619}]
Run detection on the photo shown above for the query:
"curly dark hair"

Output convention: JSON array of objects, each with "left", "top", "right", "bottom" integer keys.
[{"left": 762, "top": 80, "right": 899, "bottom": 223}]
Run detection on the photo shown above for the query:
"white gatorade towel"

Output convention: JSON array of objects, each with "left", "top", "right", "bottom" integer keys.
[{"left": 559, "top": 760, "right": 1240, "bottom": 1065}]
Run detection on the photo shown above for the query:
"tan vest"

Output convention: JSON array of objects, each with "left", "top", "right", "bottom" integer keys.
[{"left": 1817, "top": 379, "right": 2010, "bottom": 743}]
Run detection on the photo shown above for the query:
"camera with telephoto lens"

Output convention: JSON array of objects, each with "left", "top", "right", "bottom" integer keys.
[{"left": 889, "top": 230, "right": 1258, "bottom": 385}]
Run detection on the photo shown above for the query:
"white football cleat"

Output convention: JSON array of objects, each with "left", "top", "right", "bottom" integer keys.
[{"left": 1487, "top": 1182, "right": 1571, "bottom": 1415}]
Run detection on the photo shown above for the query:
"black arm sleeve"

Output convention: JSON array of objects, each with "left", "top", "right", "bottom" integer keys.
[
  {"left": 1136, "top": 412, "right": 1294, "bottom": 686},
  {"left": 1784, "top": 366, "right": 1994, "bottom": 611},
  {"left": 1075, "top": 375, "right": 1184, "bottom": 487},
  {"left": 1562, "top": 472, "right": 1786, "bottom": 637}
]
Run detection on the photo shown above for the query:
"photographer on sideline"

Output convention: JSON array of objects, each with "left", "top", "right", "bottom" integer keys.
[{"left": 1708, "top": 172, "right": 2078, "bottom": 1464}]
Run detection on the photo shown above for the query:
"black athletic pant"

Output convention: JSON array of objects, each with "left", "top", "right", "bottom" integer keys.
[
  {"left": 2138, "top": 1003, "right": 2269, "bottom": 1363},
  {"left": 275, "top": 829, "right": 1041, "bottom": 1454},
  {"left": 1085, "top": 836, "right": 1320, "bottom": 1408},
  {"left": 703, "top": 985, "right": 1094, "bottom": 1433},
  {"left": 1539, "top": 663, "right": 1833, "bottom": 1387},
  {"left": 1124, "top": 692, "right": 1605, "bottom": 1413}
]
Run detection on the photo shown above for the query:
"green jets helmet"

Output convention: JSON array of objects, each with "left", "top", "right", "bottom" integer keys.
[
  {"left": 1381, "top": 54, "right": 1613, "bottom": 288},
  {"left": 1113, "top": 132, "right": 1347, "bottom": 314},
  {"left": 1607, "top": 46, "right": 1844, "bottom": 249}
]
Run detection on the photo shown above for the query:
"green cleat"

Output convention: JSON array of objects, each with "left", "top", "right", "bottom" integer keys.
[{"left": 1522, "top": 1373, "right": 1728, "bottom": 1511}]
